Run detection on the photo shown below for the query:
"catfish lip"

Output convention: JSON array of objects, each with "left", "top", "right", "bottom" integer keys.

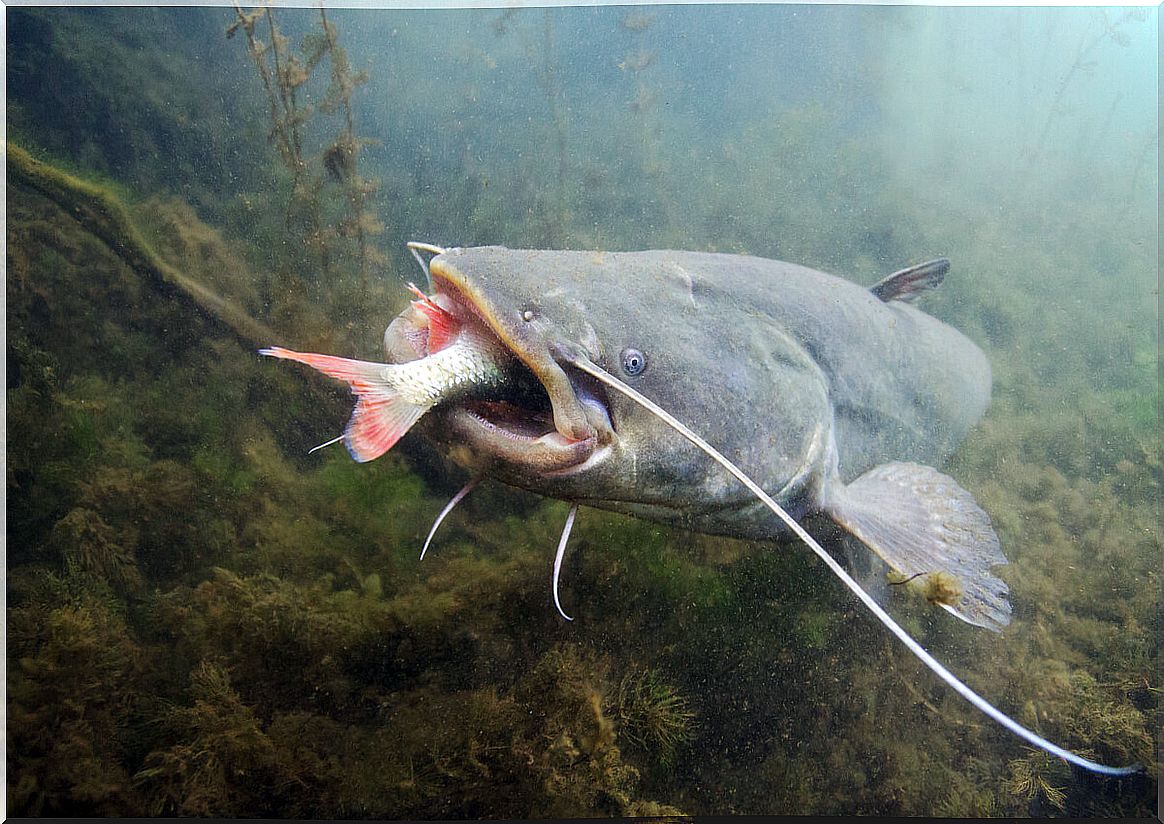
[
  {"left": 428, "top": 257, "right": 597, "bottom": 445},
  {"left": 445, "top": 404, "right": 598, "bottom": 473}
]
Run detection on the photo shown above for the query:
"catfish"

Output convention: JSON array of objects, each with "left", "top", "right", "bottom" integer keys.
[{"left": 263, "top": 243, "right": 1141, "bottom": 777}]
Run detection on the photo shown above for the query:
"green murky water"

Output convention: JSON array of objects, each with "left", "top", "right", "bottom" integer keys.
[{"left": 6, "top": 5, "right": 1158, "bottom": 817}]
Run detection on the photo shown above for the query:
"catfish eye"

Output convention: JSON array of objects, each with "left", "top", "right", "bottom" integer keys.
[{"left": 620, "top": 347, "right": 646, "bottom": 376}]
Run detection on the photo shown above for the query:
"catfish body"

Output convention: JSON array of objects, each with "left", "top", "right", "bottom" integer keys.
[
  {"left": 414, "top": 249, "right": 989, "bottom": 533},
  {"left": 390, "top": 247, "right": 1008, "bottom": 630},
  {"left": 243, "top": 246, "right": 1001, "bottom": 628}
]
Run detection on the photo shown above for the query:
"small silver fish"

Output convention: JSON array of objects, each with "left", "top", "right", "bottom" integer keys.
[{"left": 260, "top": 286, "right": 514, "bottom": 462}]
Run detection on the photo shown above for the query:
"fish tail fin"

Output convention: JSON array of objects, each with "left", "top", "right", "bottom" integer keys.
[
  {"left": 825, "top": 461, "right": 1011, "bottom": 632},
  {"left": 260, "top": 346, "right": 429, "bottom": 462}
]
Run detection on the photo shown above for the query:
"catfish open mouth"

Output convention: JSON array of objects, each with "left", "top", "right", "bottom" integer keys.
[
  {"left": 462, "top": 400, "right": 559, "bottom": 442},
  {"left": 402, "top": 258, "right": 612, "bottom": 473},
  {"left": 439, "top": 346, "right": 605, "bottom": 475}
]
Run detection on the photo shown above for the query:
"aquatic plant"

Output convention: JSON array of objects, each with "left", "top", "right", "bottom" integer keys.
[
  {"left": 49, "top": 507, "right": 143, "bottom": 591},
  {"left": 6, "top": 143, "right": 275, "bottom": 349},
  {"left": 613, "top": 666, "right": 695, "bottom": 765},
  {"left": 1057, "top": 671, "right": 1156, "bottom": 768},
  {"left": 7, "top": 571, "right": 147, "bottom": 816},
  {"left": 133, "top": 196, "right": 264, "bottom": 319},
  {"left": 311, "top": 8, "right": 385, "bottom": 291},
  {"left": 228, "top": 6, "right": 319, "bottom": 243},
  {"left": 1029, "top": 8, "right": 1150, "bottom": 168},
  {"left": 507, "top": 645, "right": 687, "bottom": 817},
  {"left": 1121, "top": 129, "right": 1158, "bottom": 215},
  {"left": 1004, "top": 749, "right": 1071, "bottom": 813},
  {"left": 619, "top": 9, "right": 665, "bottom": 183},
  {"left": 134, "top": 661, "right": 278, "bottom": 816},
  {"left": 228, "top": 4, "right": 383, "bottom": 301}
]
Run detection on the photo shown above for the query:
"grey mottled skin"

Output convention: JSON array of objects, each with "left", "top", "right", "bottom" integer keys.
[{"left": 400, "top": 247, "right": 991, "bottom": 542}]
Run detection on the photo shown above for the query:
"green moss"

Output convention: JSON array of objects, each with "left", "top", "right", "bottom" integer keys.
[
  {"left": 49, "top": 508, "right": 143, "bottom": 591},
  {"left": 792, "top": 608, "right": 836, "bottom": 650},
  {"left": 7, "top": 572, "right": 147, "bottom": 815},
  {"left": 134, "top": 662, "right": 278, "bottom": 816}
]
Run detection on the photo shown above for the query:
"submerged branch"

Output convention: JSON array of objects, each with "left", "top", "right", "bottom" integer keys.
[{"left": 7, "top": 143, "right": 276, "bottom": 349}]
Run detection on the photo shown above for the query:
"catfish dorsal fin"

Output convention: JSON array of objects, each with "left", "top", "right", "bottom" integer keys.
[{"left": 870, "top": 258, "right": 949, "bottom": 303}]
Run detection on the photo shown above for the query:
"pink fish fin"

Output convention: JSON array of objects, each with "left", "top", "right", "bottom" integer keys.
[
  {"left": 344, "top": 394, "right": 428, "bottom": 462},
  {"left": 407, "top": 282, "right": 460, "bottom": 352},
  {"left": 260, "top": 346, "right": 388, "bottom": 389},
  {"left": 260, "top": 346, "right": 430, "bottom": 462}
]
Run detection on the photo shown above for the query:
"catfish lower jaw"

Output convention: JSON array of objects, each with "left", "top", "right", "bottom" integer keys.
[{"left": 444, "top": 404, "right": 600, "bottom": 473}]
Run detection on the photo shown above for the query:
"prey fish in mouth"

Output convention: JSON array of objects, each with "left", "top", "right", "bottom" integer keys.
[
  {"left": 260, "top": 284, "right": 575, "bottom": 463},
  {"left": 262, "top": 242, "right": 1142, "bottom": 778}
]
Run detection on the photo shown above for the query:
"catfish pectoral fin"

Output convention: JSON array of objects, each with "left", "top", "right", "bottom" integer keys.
[{"left": 825, "top": 461, "right": 1012, "bottom": 632}]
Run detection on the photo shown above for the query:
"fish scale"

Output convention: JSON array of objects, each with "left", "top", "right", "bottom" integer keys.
[{"left": 382, "top": 335, "right": 509, "bottom": 407}]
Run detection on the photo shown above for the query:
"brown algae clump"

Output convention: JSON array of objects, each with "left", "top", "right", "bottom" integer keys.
[
  {"left": 923, "top": 571, "right": 963, "bottom": 608},
  {"left": 885, "top": 569, "right": 964, "bottom": 608},
  {"left": 1004, "top": 750, "right": 1070, "bottom": 812}
]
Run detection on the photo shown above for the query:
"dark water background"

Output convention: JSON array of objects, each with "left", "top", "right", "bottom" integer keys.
[{"left": 5, "top": 4, "right": 1159, "bottom": 817}]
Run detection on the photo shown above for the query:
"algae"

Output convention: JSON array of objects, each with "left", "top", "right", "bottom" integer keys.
[
  {"left": 7, "top": 143, "right": 276, "bottom": 349},
  {"left": 614, "top": 667, "right": 696, "bottom": 766},
  {"left": 228, "top": 4, "right": 385, "bottom": 309}
]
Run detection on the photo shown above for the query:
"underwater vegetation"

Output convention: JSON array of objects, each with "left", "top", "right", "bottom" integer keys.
[
  {"left": 227, "top": 3, "right": 385, "bottom": 299},
  {"left": 5, "top": 168, "right": 694, "bottom": 816},
  {"left": 6, "top": 4, "right": 1160, "bottom": 818},
  {"left": 614, "top": 667, "right": 695, "bottom": 767}
]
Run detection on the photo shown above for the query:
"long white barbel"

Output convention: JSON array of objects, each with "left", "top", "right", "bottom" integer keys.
[
  {"left": 565, "top": 352, "right": 1143, "bottom": 777},
  {"left": 406, "top": 241, "right": 448, "bottom": 290},
  {"left": 420, "top": 476, "right": 481, "bottom": 561},
  {"left": 552, "top": 504, "right": 579, "bottom": 622}
]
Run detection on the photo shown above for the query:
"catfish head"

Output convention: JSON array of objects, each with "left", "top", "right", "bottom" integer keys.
[{"left": 384, "top": 245, "right": 824, "bottom": 529}]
